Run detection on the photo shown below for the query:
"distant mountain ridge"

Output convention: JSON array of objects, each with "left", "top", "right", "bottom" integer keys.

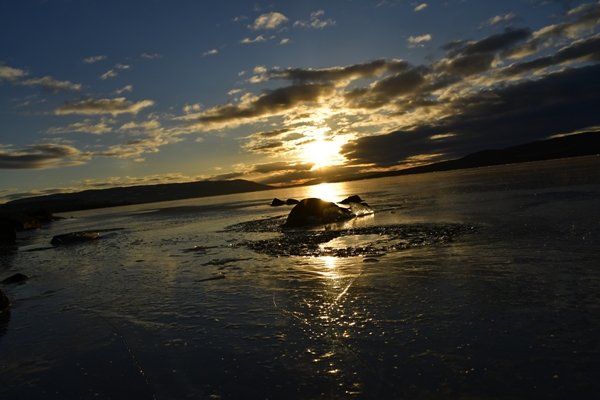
[
  {"left": 306, "top": 131, "right": 600, "bottom": 184},
  {"left": 2, "top": 179, "right": 272, "bottom": 213},
  {"left": 2, "top": 131, "right": 598, "bottom": 213}
]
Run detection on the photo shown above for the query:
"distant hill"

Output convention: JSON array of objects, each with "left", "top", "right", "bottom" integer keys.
[
  {"left": 1, "top": 179, "right": 273, "bottom": 213},
  {"left": 307, "top": 130, "right": 600, "bottom": 184},
  {"left": 3, "top": 131, "right": 599, "bottom": 214}
]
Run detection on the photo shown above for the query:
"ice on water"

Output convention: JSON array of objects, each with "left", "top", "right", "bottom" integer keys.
[{"left": 1, "top": 156, "right": 599, "bottom": 399}]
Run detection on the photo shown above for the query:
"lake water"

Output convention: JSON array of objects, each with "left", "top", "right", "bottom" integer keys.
[{"left": 1, "top": 156, "right": 599, "bottom": 399}]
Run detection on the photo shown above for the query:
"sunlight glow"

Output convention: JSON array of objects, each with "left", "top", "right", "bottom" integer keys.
[
  {"left": 298, "top": 126, "right": 345, "bottom": 169},
  {"left": 305, "top": 182, "right": 340, "bottom": 202}
]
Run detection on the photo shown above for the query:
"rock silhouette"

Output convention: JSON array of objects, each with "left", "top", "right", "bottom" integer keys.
[
  {"left": 339, "top": 195, "right": 363, "bottom": 205},
  {"left": 284, "top": 198, "right": 355, "bottom": 227},
  {"left": 270, "top": 198, "right": 286, "bottom": 206}
]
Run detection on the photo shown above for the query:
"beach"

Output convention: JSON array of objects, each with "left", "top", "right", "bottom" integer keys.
[{"left": 1, "top": 156, "right": 599, "bottom": 399}]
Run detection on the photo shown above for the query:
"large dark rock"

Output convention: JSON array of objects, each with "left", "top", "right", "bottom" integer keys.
[
  {"left": 0, "top": 289, "right": 9, "bottom": 314},
  {"left": 0, "top": 212, "right": 41, "bottom": 230},
  {"left": 284, "top": 198, "right": 354, "bottom": 227},
  {"left": 286, "top": 198, "right": 300, "bottom": 205}
]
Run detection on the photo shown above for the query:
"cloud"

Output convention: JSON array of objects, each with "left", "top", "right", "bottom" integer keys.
[
  {"left": 344, "top": 66, "right": 430, "bottom": 109},
  {"left": 183, "top": 103, "right": 202, "bottom": 114},
  {"left": 496, "top": 33, "right": 600, "bottom": 78},
  {"left": 46, "top": 120, "right": 112, "bottom": 135},
  {"left": 250, "top": 141, "right": 284, "bottom": 153},
  {"left": 340, "top": 63, "right": 600, "bottom": 167},
  {"left": 434, "top": 28, "right": 532, "bottom": 76},
  {"left": 407, "top": 34, "right": 432, "bottom": 47},
  {"left": 118, "top": 120, "right": 161, "bottom": 131},
  {"left": 531, "top": 2, "right": 600, "bottom": 42},
  {"left": 251, "top": 161, "right": 315, "bottom": 174},
  {"left": 174, "top": 2, "right": 600, "bottom": 183},
  {"left": 1, "top": 64, "right": 28, "bottom": 81},
  {"left": 482, "top": 12, "right": 516, "bottom": 27},
  {"left": 114, "top": 85, "right": 133, "bottom": 94},
  {"left": 16, "top": 76, "right": 82, "bottom": 93},
  {"left": 100, "top": 69, "right": 118, "bottom": 80},
  {"left": 250, "top": 59, "right": 411, "bottom": 84},
  {"left": 203, "top": 49, "right": 218, "bottom": 56},
  {"left": 141, "top": 53, "right": 162, "bottom": 59},
  {"left": 97, "top": 134, "right": 184, "bottom": 159},
  {"left": 414, "top": 3, "right": 428, "bottom": 12},
  {"left": 188, "top": 83, "right": 334, "bottom": 130},
  {"left": 240, "top": 35, "right": 267, "bottom": 43},
  {"left": 459, "top": 27, "right": 531, "bottom": 56},
  {"left": 251, "top": 128, "right": 293, "bottom": 138},
  {"left": 54, "top": 97, "right": 154, "bottom": 116},
  {"left": 294, "top": 10, "right": 336, "bottom": 29},
  {"left": 249, "top": 12, "right": 289, "bottom": 30},
  {"left": 83, "top": 55, "right": 106, "bottom": 63},
  {"left": 0, "top": 144, "right": 85, "bottom": 170},
  {"left": 279, "top": 38, "right": 290, "bottom": 45},
  {"left": 100, "top": 64, "right": 130, "bottom": 79}
]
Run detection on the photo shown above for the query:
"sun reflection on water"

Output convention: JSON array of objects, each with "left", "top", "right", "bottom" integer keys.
[{"left": 305, "top": 182, "right": 351, "bottom": 203}]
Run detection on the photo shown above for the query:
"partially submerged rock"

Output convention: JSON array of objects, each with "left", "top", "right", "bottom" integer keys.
[
  {"left": 51, "top": 231, "right": 100, "bottom": 246},
  {"left": 284, "top": 198, "right": 355, "bottom": 227},
  {"left": 1, "top": 273, "right": 29, "bottom": 284},
  {"left": 339, "top": 195, "right": 363, "bottom": 205},
  {"left": 270, "top": 198, "right": 299, "bottom": 206},
  {"left": 270, "top": 198, "right": 286, "bottom": 206}
]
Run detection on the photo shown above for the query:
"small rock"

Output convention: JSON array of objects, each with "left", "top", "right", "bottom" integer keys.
[
  {"left": 1, "top": 273, "right": 30, "bottom": 284},
  {"left": 339, "top": 195, "right": 363, "bottom": 205},
  {"left": 270, "top": 198, "right": 286, "bottom": 206}
]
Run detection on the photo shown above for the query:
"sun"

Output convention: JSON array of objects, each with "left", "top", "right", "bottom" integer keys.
[{"left": 299, "top": 127, "right": 345, "bottom": 169}]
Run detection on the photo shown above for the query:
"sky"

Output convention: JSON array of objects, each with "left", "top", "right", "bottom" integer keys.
[{"left": 1, "top": 0, "right": 600, "bottom": 203}]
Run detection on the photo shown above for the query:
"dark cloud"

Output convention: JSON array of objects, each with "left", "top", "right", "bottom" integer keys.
[
  {"left": 531, "top": 3, "right": 600, "bottom": 41},
  {"left": 251, "top": 161, "right": 314, "bottom": 174},
  {"left": 434, "top": 53, "right": 498, "bottom": 76},
  {"left": 344, "top": 66, "right": 430, "bottom": 109},
  {"left": 498, "top": 33, "right": 600, "bottom": 77},
  {"left": 191, "top": 83, "right": 334, "bottom": 130},
  {"left": 341, "top": 63, "right": 600, "bottom": 167},
  {"left": 439, "top": 40, "right": 464, "bottom": 51},
  {"left": 253, "top": 128, "right": 293, "bottom": 138},
  {"left": 0, "top": 144, "right": 84, "bottom": 169},
  {"left": 206, "top": 171, "right": 247, "bottom": 181},
  {"left": 251, "top": 142, "right": 284, "bottom": 153},
  {"left": 255, "top": 59, "right": 410, "bottom": 84},
  {"left": 433, "top": 28, "right": 533, "bottom": 77},
  {"left": 460, "top": 28, "right": 532, "bottom": 56}
]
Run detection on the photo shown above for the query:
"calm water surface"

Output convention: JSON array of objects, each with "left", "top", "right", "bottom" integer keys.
[{"left": 1, "top": 156, "right": 599, "bottom": 399}]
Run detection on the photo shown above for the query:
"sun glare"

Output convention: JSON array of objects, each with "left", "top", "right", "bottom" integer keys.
[
  {"left": 299, "top": 127, "right": 344, "bottom": 169},
  {"left": 306, "top": 182, "right": 338, "bottom": 202}
]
